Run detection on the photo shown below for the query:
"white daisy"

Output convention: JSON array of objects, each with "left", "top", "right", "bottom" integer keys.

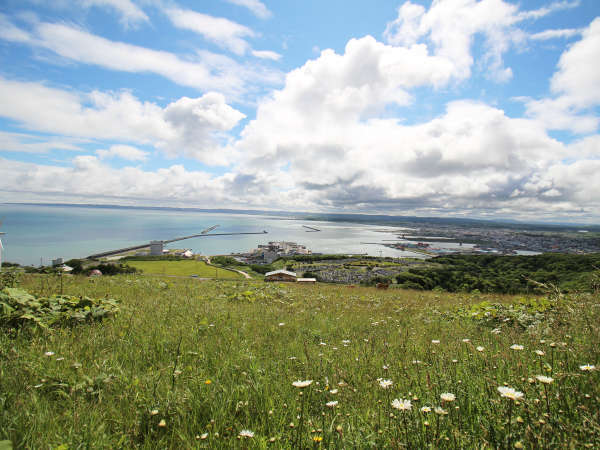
[
  {"left": 391, "top": 398, "right": 412, "bottom": 411},
  {"left": 497, "top": 386, "right": 524, "bottom": 401}
]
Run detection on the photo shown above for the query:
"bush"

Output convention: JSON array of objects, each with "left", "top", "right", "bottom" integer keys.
[
  {"left": 84, "top": 263, "right": 138, "bottom": 276},
  {"left": 0, "top": 287, "right": 119, "bottom": 329},
  {"left": 249, "top": 264, "right": 274, "bottom": 274},
  {"left": 211, "top": 256, "right": 240, "bottom": 266}
]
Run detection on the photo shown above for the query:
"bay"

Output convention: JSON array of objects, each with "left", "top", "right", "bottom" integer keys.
[{"left": 0, "top": 204, "right": 424, "bottom": 266}]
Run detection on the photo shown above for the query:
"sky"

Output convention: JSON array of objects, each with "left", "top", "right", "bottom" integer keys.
[{"left": 0, "top": 0, "right": 599, "bottom": 223}]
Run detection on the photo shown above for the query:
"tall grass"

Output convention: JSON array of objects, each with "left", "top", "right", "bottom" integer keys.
[{"left": 1, "top": 274, "right": 598, "bottom": 448}]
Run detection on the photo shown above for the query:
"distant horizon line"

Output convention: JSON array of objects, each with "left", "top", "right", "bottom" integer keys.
[{"left": 2, "top": 201, "right": 598, "bottom": 230}]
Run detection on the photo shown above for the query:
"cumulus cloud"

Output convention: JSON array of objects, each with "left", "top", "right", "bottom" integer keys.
[
  {"left": 0, "top": 77, "right": 245, "bottom": 165},
  {"left": 0, "top": 17, "right": 281, "bottom": 97},
  {"left": 224, "top": 0, "right": 272, "bottom": 19},
  {"left": 159, "top": 94, "right": 246, "bottom": 164},
  {"left": 228, "top": 34, "right": 599, "bottom": 219},
  {"left": 524, "top": 18, "right": 600, "bottom": 133},
  {"left": 0, "top": 157, "right": 224, "bottom": 205},
  {"left": 383, "top": 0, "right": 580, "bottom": 83}
]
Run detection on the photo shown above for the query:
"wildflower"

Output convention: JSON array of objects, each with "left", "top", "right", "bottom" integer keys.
[
  {"left": 420, "top": 406, "right": 432, "bottom": 413},
  {"left": 383, "top": 365, "right": 389, "bottom": 370},
  {"left": 200, "top": 433, "right": 208, "bottom": 440},
  {"left": 491, "top": 328, "right": 502, "bottom": 334},
  {"left": 536, "top": 375, "right": 554, "bottom": 384},
  {"left": 150, "top": 409, "right": 159, "bottom": 416},
  {"left": 379, "top": 379, "right": 393, "bottom": 389},
  {"left": 497, "top": 386, "right": 524, "bottom": 401},
  {"left": 313, "top": 436, "right": 323, "bottom": 443},
  {"left": 293, "top": 380, "right": 313, "bottom": 388},
  {"left": 278, "top": 323, "right": 285, "bottom": 326},
  {"left": 239, "top": 430, "right": 254, "bottom": 438},
  {"left": 44, "top": 351, "right": 55, "bottom": 357},
  {"left": 158, "top": 419, "right": 166, "bottom": 428},
  {"left": 342, "top": 339, "right": 351, "bottom": 345},
  {"left": 510, "top": 344, "right": 524, "bottom": 351},
  {"left": 319, "top": 342, "right": 327, "bottom": 346},
  {"left": 326, "top": 401, "right": 338, "bottom": 408},
  {"left": 535, "top": 350, "right": 545, "bottom": 356},
  {"left": 476, "top": 346, "right": 485, "bottom": 352},
  {"left": 434, "top": 406, "right": 448, "bottom": 415},
  {"left": 329, "top": 389, "right": 338, "bottom": 394},
  {"left": 580, "top": 364, "right": 596, "bottom": 371},
  {"left": 205, "top": 379, "right": 212, "bottom": 385},
  {"left": 514, "top": 442, "right": 524, "bottom": 449},
  {"left": 462, "top": 338, "right": 470, "bottom": 343},
  {"left": 431, "top": 339, "right": 440, "bottom": 344},
  {"left": 391, "top": 398, "right": 412, "bottom": 411},
  {"left": 440, "top": 393, "right": 455, "bottom": 402}
]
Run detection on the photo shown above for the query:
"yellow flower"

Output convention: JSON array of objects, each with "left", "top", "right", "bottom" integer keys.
[
  {"left": 205, "top": 379, "right": 212, "bottom": 385},
  {"left": 313, "top": 436, "right": 323, "bottom": 443}
]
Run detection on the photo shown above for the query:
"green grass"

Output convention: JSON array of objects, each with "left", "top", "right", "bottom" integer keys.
[
  {"left": 126, "top": 260, "right": 243, "bottom": 279},
  {"left": 1, "top": 274, "right": 599, "bottom": 448}
]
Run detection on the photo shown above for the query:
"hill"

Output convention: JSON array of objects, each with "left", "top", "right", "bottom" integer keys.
[{"left": 0, "top": 273, "right": 598, "bottom": 448}]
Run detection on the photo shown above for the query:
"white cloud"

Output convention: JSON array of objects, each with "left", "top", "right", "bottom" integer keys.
[
  {"left": 524, "top": 18, "right": 600, "bottom": 133},
  {"left": 82, "top": 0, "right": 149, "bottom": 28},
  {"left": 0, "top": 131, "right": 85, "bottom": 153},
  {"left": 0, "top": 77, "right": 245, "bottom": 165},
  {"left": 227, "top": 36, "right": 600, "bottom": 218},
  {"left": 0, "top": 14, "right": 34, "bottom": 43},
  {"left": 159, "top": 93, "right": 246, "bottom": 164},
  {"left": 551, "top": 17, "right": 600, "bottom": 108},
  {"left": 516, "top": 0, "right": 580, "bottom": 21},
  {"left": 383, "top": 0, "right": 581, "bottom": 83},
  {"left": 224, "top": 0, "right": 272, "bottom": 19},
  {"left": 252, "top": 49, "right": 281, "bottom": 60},
  {"left": 0, "top": 157, "right": 225, "bottom": 205},
  {"left": 530, "top": 28, "right": 581, "bottom": 41},
  {"left": 96, "top": 144, "right": 148, "bottom": 161},
  {"left": 0, "top": 17, "right": 281, "bottom": 97},
  {"left": 165, "top": 8, "right": 254, "bottom": 55}
]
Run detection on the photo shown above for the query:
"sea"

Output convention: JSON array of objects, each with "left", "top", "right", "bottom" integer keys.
[{"left": 0, "top": 203, "right": 437, "bottom": 266}]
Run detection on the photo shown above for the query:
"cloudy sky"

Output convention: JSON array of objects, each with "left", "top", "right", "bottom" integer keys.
[{"left": 0, "top": 0, "right": 599, "bottom": 222}]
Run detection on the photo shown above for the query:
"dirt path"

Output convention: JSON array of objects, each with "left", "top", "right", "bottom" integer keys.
[{"left": 203, "top": 256, "right": 251, "bottom": 279}]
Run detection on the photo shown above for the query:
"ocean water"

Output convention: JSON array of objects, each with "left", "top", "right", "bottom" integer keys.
[{"left": 0, "top": 204, "right": 425, "bottom": 266}]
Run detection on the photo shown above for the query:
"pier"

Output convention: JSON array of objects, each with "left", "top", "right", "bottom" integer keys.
[
  {"left": 302, "top": 225, "right": 321, "bottom": 232},
  {"left": 87, "top": 230, "right": 268, "bottom": 259}
]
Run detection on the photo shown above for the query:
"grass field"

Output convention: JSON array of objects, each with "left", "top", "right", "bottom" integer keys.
[
  {"left": 126, "top": 260, "right": 244, "bottom": 279},
  {"left": 1, "top": 274, "right": 599, "bottom": 448}
]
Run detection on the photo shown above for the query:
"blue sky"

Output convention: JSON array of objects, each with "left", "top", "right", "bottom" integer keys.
[{"left": 0, "top": 0, "right": 599, "bottom": 222}]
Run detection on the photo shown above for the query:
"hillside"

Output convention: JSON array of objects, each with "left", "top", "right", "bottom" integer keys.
[{"left": 1, "top": 273, "right": 599, "bottom": 448}]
